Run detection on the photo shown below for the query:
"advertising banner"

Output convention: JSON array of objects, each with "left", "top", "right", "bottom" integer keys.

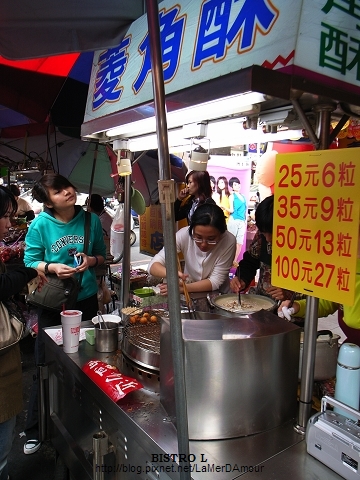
[
  {"left": 84, "top": 0, "right": 360, "bottom": 125},
  {"left": 207, "top": 155, "right": 251, "bottom": 262},
  {"left": 272, "top": 148, "right": 360, "bottom": 305}
]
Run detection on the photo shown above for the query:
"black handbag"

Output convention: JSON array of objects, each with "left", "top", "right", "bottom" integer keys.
[
  {"left": 26, "top": 274, "right": 81, "bottom": 311},
  {"left": 26, "top": 212, "right": 91, "bottom": 311}
]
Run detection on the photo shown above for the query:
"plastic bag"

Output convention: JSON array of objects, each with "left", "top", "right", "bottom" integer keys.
[
  {"left": 110, "top": 204, "right": 125, "bottom": 258},
  {"left": 82, "top": 360, "right": 142, "bottom": 402}
]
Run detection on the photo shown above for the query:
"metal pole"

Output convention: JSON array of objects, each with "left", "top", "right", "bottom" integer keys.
[
  {"left": 295, "top": 297, "right": 319, "bottom": 433},
  {"left": 314, "top": 102, "right": 335, "bottom": 151},
  {"left": 295, "top": 101, "right": 335, "bottom": 433},
  {"left": 145, "top": 0, "right": 191, "bottom": 477},
  {"left": 120, "top": 169, "right": 132, "bottom": 309},
  {"left": 88, "top": 142, "right": 98, "bottom": 199},
  {"left": 92, "top": 431, "right": 108, "bottom": 480},
  {"left": 291, "top": 98, "right": 319, "bottom": 149}
]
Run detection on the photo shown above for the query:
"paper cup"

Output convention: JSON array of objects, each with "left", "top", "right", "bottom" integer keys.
[{"left": 60, "top": 310, "right": 82, "bottom": 353}]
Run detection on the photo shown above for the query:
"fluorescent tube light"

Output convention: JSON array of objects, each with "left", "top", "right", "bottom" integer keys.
[
  {"left": 126, "top": 120, "right": 303, "bottom": 153},
  {"left": 105, "top": 91, "right": 266, "bottom": 139}
]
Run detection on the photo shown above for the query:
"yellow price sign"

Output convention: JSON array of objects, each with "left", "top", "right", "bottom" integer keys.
[{"left": 272, "top": 148, "right": 360, "bottom": 306}]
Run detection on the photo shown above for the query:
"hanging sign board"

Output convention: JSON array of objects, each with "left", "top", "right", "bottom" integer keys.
[
  {"left": 83, "top": 0, "right": 360, "bottom": 127},
  {"left": 272, "top": 148, "right": 360, "bottom": 306}
]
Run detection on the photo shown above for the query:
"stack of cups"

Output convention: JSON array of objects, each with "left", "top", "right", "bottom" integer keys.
[{"left": 60, "top": 310, "right": 83, "bottom": 353}]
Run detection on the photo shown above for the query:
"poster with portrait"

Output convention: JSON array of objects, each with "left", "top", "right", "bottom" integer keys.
[{"left": 207, "top": 155, "right": 252, "bottom": 262}]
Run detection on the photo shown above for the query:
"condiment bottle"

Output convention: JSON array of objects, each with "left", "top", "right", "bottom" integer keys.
[{"left": 334, "top": 342, "right": 360, "bottom": 420}]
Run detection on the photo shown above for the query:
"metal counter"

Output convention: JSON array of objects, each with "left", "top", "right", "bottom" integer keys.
[{"left": 43, "top": 323, "right": 343, "bottom": 480}]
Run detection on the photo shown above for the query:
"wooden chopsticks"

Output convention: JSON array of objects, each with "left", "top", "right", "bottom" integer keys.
[
  {"left": 237, "top": 268, "right": 242, "bottom": 307},
  {"left": 177, "top": 255, "right": 196, "bottom": 318}
]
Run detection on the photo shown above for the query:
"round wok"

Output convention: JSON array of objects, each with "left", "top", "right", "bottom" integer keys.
[{"left": 209, "top": 293, "right": 276, "bottom": 317}]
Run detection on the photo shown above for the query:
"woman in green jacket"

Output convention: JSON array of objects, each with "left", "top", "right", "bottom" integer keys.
[{"left": 23, "top": 174, "right": 106, "bottom": 455}]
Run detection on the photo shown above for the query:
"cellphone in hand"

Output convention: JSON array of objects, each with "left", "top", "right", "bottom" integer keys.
[{"left": 73, "top": 255, "right": 82, "bottom": 267}]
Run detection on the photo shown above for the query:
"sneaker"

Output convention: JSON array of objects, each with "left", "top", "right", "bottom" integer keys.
[{"left": 23, "top": 439, "right": 41, "bottom": 455}]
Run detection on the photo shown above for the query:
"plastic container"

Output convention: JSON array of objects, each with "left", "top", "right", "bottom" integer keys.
[
  {"left": 60, "top": 310, "right": 82, "bottom": 354},
  {"left": 91, "top": 314, "right": 121, "bottom": 325},
  {"left": 110, "top": 204, "right": 125, "bottom": 258},
  {"left": 85, "top": 329, "right": 95, "bottom": 345},
  {"left": 133, "top": 287, "right": 155, "bottom": 298}
]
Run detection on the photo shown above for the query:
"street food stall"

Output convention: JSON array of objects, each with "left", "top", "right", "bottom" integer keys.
[
  {"left": 43, "top": 306, "right": 345, "bottom": 480},
  {"left": 36, "top": 0, "right": 360, "bottom": 478}
]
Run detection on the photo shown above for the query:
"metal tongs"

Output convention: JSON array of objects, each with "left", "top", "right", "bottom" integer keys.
[
  {"left": 97, "top": 310, "right": 107, "bottom": 329},
  {"left": 177, "top": 255, "right": 197, "bottom": 319}
]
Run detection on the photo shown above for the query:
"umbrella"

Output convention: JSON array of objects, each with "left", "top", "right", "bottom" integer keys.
[
  {"left": 0, "top": 129, "right": 88, "bottom": 174},
  {"left": 0, "top": 129, "right": 118, "bottom": 195},
  {"left": 0, "top": 51, "right": 93, "bottom": 138},
  {"left": 0, "top": 105, "right": 34, "bottom": 129},
  {"left": 132, "top": 150, "right": 187, "bottom": 206},
  {"left": 67, "top": 144, "right": 187, "bottom": 207},
  {"left": 64, "top": 145, "right": 188, "bottom": 208},
  {"left": 0, "top": 130, "right": 187, "bottom": 205},
  {"left": 68, "top": 143, "right": 117, "bottom": 197},
  {"left": 0, "top": 0, "right": 144, "bottom": 60}
]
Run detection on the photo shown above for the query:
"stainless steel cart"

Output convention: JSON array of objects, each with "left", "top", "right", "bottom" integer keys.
[{"left": 43, "top": 323, "right": 343, "bottom": 480}]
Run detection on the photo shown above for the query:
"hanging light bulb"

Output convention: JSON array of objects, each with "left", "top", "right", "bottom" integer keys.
[
  {"left": 117, "top": 154, "right": 132, "bottom": 176},
  {"left": 188, "top": 139, "right": 210, "bottom": 171},
  {"left": 113, "top": 139, "right": 132, "bottom": 176}
]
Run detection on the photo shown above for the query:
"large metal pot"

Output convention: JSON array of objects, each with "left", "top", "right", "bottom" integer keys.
[
  {"left": 161, "top": 310, "right": 301, "bottom": 440},
  {"left": 299, "top": 330, "right": 340, "bottom": 381}
]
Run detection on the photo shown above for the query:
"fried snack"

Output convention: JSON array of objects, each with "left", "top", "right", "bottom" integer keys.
[
  {"left": 124, "top": 308, "right": 161, "bottom": 325},
  {"left": 121, "top": 306, "right": 143, "bottom": 315}
]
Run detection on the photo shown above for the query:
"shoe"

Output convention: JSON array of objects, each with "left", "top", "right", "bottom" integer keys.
[{"left": 23, "top": 439, "right": 41, "bottom": 455}]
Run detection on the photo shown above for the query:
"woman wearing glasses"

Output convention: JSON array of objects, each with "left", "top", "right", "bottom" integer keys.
[{"left": 148, "top": 203, "right": 236, "bottom": 294}]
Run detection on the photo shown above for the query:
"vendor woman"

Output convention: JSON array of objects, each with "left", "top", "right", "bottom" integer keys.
[{"left": 148, "top": 203, "right": 236, "bottom": 294}]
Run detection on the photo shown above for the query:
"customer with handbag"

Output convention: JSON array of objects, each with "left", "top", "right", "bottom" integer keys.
[
  {"left": 0, "top": 186, "right": 45, "bottom": 480},
  {"left": 23, "top": 173, "right": 106, "bottom": 455}
]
